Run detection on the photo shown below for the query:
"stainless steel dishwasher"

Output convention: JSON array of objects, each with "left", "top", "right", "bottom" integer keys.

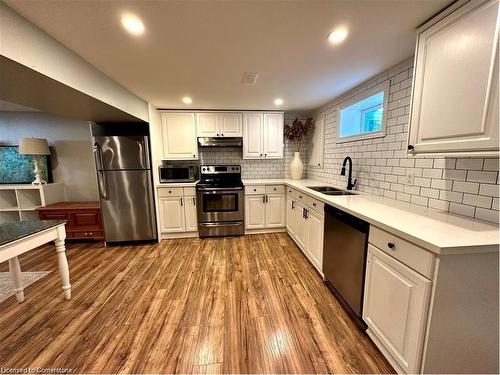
[{"left": 323, "top": 204, "right": 369, "bottom": 329}]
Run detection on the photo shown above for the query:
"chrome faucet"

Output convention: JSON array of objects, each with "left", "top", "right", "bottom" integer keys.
[{"left": 340, "top": 156, "right": 357, "bottom": 190}]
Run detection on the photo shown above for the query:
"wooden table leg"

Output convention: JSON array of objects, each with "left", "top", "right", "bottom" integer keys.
[
  {"left": 8, "top": 257, "right": 24, "bottom": 303},
  {"left": 55, "top": 231, "right": 71, "bottom": 300}
]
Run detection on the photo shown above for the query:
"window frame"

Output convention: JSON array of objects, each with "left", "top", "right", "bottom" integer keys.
[{"left": 337, "top": 82, "right": 390, "bottom": 143}]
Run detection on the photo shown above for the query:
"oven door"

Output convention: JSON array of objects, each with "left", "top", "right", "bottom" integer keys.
[{"left": 196, "top": 187, "right": 244, "bottom": 223}]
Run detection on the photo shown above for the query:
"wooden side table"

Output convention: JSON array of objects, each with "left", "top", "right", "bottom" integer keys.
[{"left": 36, "top": 202, "right": 104, "bottom": 240}]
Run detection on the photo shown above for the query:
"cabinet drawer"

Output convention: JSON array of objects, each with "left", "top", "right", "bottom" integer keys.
[
  {"left": 183, "top": 187, "right": 196, "bottom": 196},
  {"left": 245, "top": 185, "right": 265, "bottom": 195},
  {"left": 286, "top": 187, "right": 296, "bottom": 198},
  {"left": 38, "top": 211, "right": 68, "bottom": 221},
  {"left": 157, "top": 187, "right": 184, "bottom": 197},
  {"left": 72, "top": 230, "right": 104, "bottom": 239},
  {"left": 295, "top": 190, "right": 307, "bottom": 204},
  {"left": 304, "top": 195, "right": 324, "bottom": 214},
  {"left": 265, "top": 185, "right": 285, "bottom": 194},
  {"left": 369, "top": 226, "right": 435, "bottom": 279}
]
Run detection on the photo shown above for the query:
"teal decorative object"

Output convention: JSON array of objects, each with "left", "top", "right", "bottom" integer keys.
[{"left": 0, "top": 146, "right": 50, "bottom": 184}]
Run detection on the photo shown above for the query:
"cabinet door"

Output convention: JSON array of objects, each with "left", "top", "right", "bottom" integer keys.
[
  {"left": 263, "top": 113, "right": 284, "bottom": 158},
  {"left": 161, "top": 113, "right": 198, "bottom": 159},
  {"left": 363, "top": 244, "right": 431, "bottom": 374},
  {"left": 196, "top": 112, "right": 220, "bottom": 137},
  {"left": 305, "top": 209, "right": 324, "bottom": 271},
  {"left": 308, "top": 114, "right": 325, "bottom": 167},
  {"left": 245, "top": 195, "right": 266, "bottom": 229},
  {"left": 286, "top": 197, "right": 296, "bottom": 236},
  {"left": 184, "top": 195, "right": 198, "bottom": 232},
  {"left": 243, "top": 113, "right": 263, "bottom": 159},
  {"left": 159, "top": 196, "right": 186, "bottom": 233},
  {"left": 409, "top": 0, "right": 499, "bottom": 154},
  {"left": 265, "top": 194, "right": 286, "bottom": 228},
  {"left": 293, "top": 202, "right": 307, "bottom": 250},
  {"left": 219, "top": 112, "right": 243, "bottom": 137}
]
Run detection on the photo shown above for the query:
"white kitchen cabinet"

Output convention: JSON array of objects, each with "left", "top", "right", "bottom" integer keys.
[
  {"left": 263, "top": 113, "right": 284, "bottom": 158},
  {"left": 286, "top": 196, "right": 297, "bottom": 236},
  {"left": 293, "top": 201, "right": 308, "bottom": 250},
  {"left": 243, "top": 112, "right": 284, "bottom": 159},
  {"left": 196, "top": 112, "right": 219, "bottom": 137},
  {"left": 304, "top": 208, "right": 324, "bottom": 270},
  {"left": 160, "top": 112, "right": 198, "bottom": 160},
  {"left": 184, "top": 195, "right": 198, "bottom": 232},
  {"left": 243, "top": 113, "right": 264, "bottom": 158},
  {"left": 159, "top": 196, "right": 186, "bottom": 233},
  {"left": 363, "top": 244, "right": 431, "bottom": 374},
  {"left": 308, "top": 114, "right": 325, "bottom": 168},
  {"left": 265, "top": 194, "right": 286, "bottom": 228},
  {"left": 408, "top": 0, "right": 499, "bottom": 155},
  {"left": 197, "top": 112, "right": 242, "bottom": 137},
  {"left": 219, "top": 112, "right": 243, "bottom": 136},
  {"left": 245, "top": 195, "right": 266, "bottom": 229}
]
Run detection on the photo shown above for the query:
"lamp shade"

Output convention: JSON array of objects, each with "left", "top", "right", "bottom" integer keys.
[{"left": 19, "top": 138, "right": 50, "bottom": 155}]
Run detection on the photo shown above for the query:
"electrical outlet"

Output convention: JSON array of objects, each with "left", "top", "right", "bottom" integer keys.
[{"left": 406, "top": 172, "right": 415, "bottom": 186}]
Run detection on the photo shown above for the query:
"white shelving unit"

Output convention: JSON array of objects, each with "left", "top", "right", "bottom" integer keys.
[{"left": 0, "top": 183, "right": 66, "bottom": 223}]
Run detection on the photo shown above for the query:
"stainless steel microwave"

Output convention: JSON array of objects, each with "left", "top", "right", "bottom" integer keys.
[{"left": 159, "top": 162, "right": 199, "bottom": 183}]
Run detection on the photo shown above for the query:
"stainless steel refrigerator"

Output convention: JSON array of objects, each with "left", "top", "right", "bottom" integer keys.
[{"left": 92, "top": 126, "right": 157, "bottom": 243}]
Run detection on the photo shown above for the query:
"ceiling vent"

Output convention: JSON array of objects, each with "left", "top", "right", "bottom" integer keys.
[{"left": 241, "top": 72, "right": 259, "bottom": 86}]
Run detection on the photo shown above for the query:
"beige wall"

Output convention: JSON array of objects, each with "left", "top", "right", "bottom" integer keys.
[{"left": 0, "top": 111, "right": 99, "bottom": 201}]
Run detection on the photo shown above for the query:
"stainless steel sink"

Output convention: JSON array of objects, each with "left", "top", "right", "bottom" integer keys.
[
  {"left": 307, "top": 186, "right": 344, "bottom": 192},
  {"left": 307, "top": 186, "right": 356, "bottom": 196}
]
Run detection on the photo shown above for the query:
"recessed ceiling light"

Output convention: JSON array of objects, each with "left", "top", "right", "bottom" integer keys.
[
  {"left": 182, "top": 96, "right": 192, "bottom": 104},
  {"left": 121, "top": 14, "right": 145, "bottom": 36},
  {"left": 328, "top": 28, "right": 348, "bottom": 45},
  {"left": 274, "top": 98, "right": 283, "bottom": 106}
]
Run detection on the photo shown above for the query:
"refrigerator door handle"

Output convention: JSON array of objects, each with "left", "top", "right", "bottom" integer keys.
[
  {"left": 94, "top": 143, "right": 109, "bottom": 200},
  {"left": 93, "top": 142, "right": 103, "bottom": 170}
]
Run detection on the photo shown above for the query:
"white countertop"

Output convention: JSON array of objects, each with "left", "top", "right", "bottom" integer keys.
[
  {"left": 243, "top": 178, "right": 499, "bottom": 255},
  {"left": 155, "top": 181, "right": 198, "bottom": 188}
]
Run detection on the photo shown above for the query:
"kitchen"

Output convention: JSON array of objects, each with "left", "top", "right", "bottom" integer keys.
[{"left": 0, "top": 0, "right": 498, "bottom": 374}]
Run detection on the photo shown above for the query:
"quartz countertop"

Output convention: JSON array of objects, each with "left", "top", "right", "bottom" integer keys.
[
  {"left": 0, "top": 220, "right": 66, "bottom": 247},
  {"left": 243, "top": 178, "right": 499, "bottom": 255}
]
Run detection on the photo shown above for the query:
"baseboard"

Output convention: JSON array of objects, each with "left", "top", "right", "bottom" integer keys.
[
  {"left": 245, "top": 227, "right": 287, "bottom": 234},
  {"left": 160, "top": 231, "right": 198, "bottom": 240}
]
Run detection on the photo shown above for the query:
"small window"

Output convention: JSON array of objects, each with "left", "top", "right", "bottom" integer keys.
[{"left": 338, "top": 83, "right": 389, "bottom": 142}]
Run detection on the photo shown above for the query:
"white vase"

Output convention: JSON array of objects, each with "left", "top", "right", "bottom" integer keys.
[{"left": 290, "top": 151, "right": 303, "bottom": 180}]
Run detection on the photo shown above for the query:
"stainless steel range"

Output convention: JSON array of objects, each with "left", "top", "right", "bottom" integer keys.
[{"left": 196, "top": 165, "right": 244, "bottom": 237}]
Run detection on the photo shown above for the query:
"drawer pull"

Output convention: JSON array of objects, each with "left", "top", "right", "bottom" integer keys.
[
  {"left": 168, "top": 190, "right": 172, "bottom": 194},
  {"left": 313, "top": 203, "right": 316, "bottom": 206},
  {"left": 299, "top": 195, "right": 302, "bottom": 198},
  {"left": 273, "top": 188, "right": 276, "bottom": 191},
  {"left": 387, "top": 242, "right": 395, "bottom": 249},
  {"left": 253, "top": 188, "right": 256, "bottom": 192}
]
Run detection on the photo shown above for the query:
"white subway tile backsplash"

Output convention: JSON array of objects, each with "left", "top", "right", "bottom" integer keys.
[
  {"left": 456, "top": 158, "right": 483, "bottom": 170},
  {"left": 467, "top": 170, "right": 498, "bottom": 184},
  {"left": 452, "top": 181, "right": 480, "bottom": 194},
  {"left": 306, "top": 58, "right": 499, "bottom": 224}
]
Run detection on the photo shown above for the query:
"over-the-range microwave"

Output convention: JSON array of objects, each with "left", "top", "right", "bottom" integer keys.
[{"left": 159, "top": 162, "right": 199, "bottom": 183}]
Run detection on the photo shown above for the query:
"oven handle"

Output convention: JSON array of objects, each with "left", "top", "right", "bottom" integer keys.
[
  {"left": 198, "top": 222, "right": 243, "bottom": 227},
  {"left": 196, "top": 187, "right": 243, "bottom": 192}
]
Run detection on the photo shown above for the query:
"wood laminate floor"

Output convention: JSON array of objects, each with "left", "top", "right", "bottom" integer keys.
[{"left": 0, "top": 233, "right": 394, "bottom": 374}]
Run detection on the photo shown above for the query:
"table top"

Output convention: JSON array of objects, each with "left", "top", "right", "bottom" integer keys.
[
  {"left": 0, "top": 220, "right": 66, "bottom": 247},
  {"left": 35, "top": 201, "right": 100, "bottom": 210}
]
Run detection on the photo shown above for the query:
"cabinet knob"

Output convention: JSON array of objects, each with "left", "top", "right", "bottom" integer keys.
[
  {"left": 313, "top": 203, "right": 316, "bottom": 206},
  {"left": 299, "top": 195, "right": 302, "bottom": 198},
  {"left": 387, "top": 242, "right": 395, "bottom": 249},
  {"left": 193, "top": 154, "right": 196, "bottom": 157},
  {"left": 273, "top": 188, "right": 276, "bottom": 191},
  {"left": 265, "top": 153, "right": 267, "bottom": 156},
  {"left": 169, "top": 190, "right": 172, "bottom": 193},
  {"left": 407, "top": 145, "right": 415, "bottom": 151},
  {"left": 318, "top": 163, "right": 321, "bottom": 166},
  {"left": 260, "top": 154, "right": 263, "bottom": 156},
  {"left": 253, "top": 188, "right": 256, "bottom": 191},
  {"left": 221, "top": 133, "right": 224, "bottom": 136}
]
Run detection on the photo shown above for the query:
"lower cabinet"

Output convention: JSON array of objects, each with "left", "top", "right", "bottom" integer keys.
[
  {"left": 245, "top": 185, "right": 285, "bottom": 230},
  {"left": 286, "top": 190, "right": 324, "bottom": 273},
  {"left": 158, "top": 188, "right": 197, "bottom": 235},
  {"left": 363, "top": 244, "right": 431, "bottom": 374}
]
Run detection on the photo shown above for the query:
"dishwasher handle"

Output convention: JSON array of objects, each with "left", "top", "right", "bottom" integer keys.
[{"left": 325, "top": 204, "right": 369, "bottom": 233}]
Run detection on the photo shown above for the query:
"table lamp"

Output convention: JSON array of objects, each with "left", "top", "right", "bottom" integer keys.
[{"left": 19, "top": 138, "right": 50, "bottom": 185}]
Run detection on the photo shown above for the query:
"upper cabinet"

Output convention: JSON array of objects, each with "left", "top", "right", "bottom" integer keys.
[
  {"left": 408, "top": 0, "right": 499, "bottom": 156},
  {"left": 196, "top": 112, "right": 242, "bottom": 137},
  {"left": 243, "top": 112, "right": 284, "bottom": 159},
  {"left": 308, "top": 114, "right": 325, "bottom": 168},
  {"left": 160, "top": 112, "right": 198, "bottom": 160}
]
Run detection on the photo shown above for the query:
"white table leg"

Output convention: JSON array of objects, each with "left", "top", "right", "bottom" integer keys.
[
  {"left": 55, "top": 237, "right": 71, "bottom": 300},
  {"left": 8, "top": 257, "right": 24, "bottom": 303}
]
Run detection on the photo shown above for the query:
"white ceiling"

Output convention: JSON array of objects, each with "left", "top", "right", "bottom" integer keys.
[{"left": 4, "top": 0, "right": 452, "bottom": 113}]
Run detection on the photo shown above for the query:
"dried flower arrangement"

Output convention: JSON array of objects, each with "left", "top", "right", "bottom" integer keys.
[{"left": 284, "top": 117, "right": 314, "bottom": 152}]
